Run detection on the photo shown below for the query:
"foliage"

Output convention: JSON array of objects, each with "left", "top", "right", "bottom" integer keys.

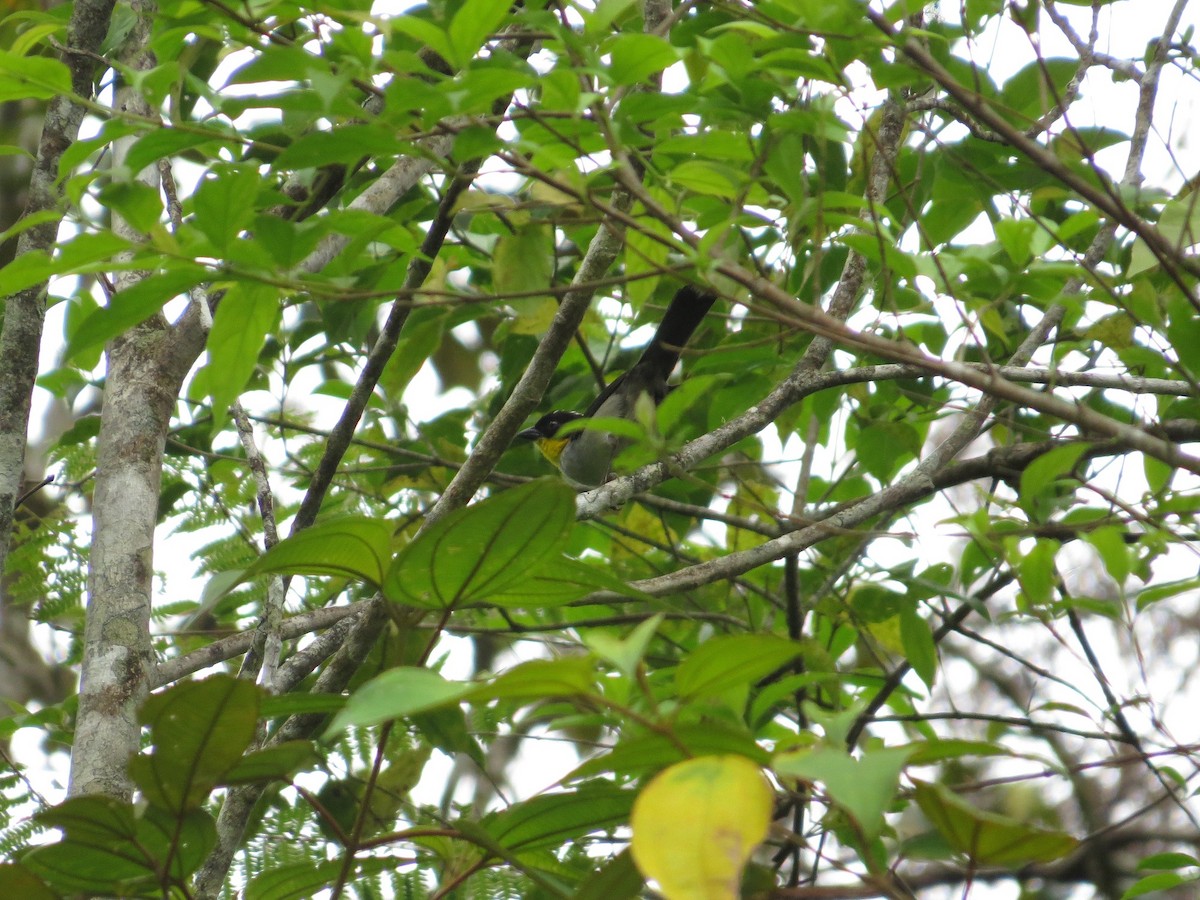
[{"left": 0, "top": 0, "right": 1198, "bottom": 898}]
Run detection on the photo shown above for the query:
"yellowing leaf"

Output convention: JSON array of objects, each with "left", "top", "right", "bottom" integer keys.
[
  {"left": 494, "top": 223, "right": 554, "bottom": 334},
  {"left": 630, "top": 755, "right": 772, "bottom": 900}
]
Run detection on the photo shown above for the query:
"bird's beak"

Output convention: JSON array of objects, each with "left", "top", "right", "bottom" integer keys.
[{"left": 517, "top": 427, "right": 541, "bottom": 441}]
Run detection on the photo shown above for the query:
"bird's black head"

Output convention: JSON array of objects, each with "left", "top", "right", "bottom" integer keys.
[{"left": 517, "top": 410, "right": 584, "bottom": 442}]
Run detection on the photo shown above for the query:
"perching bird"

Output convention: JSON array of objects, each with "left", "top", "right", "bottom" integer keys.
[{"left": 518, "top": 285, "right": 717, "bottom": 486}]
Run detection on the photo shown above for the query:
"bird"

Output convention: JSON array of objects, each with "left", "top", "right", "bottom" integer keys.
[{"left": 518, "top": 285, "right": 718, "bottom": 487}]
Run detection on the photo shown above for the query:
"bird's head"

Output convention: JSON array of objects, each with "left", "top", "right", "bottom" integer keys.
[{"left": 517, "top": 410, "right": 584, "bottom": 469}]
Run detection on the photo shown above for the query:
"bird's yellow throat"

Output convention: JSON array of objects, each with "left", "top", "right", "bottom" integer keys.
[{"left": 533, "top": 435, "right": 571, "bottom": 469}]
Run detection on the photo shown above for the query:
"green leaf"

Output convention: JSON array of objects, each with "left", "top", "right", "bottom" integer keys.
[
  {"left": 204, "top": 280, "right": 280, "bottom": 432},
  {"left": 572, "top": 848, "right": 643, "bottom": 900},
  {"left": 1019, "top": 442, "right": 1088, "bottom": 504},
  {"left": 246, "top": 857, "right": 396, "bottom": 900},
  {"left": 495, "top": 223, "right": 555, "bottom": 333},
  {"left": 129, "top": 675, "right": 261, "bottom": 813},
  {"left": 0, "top": 231, "right": 133, "bottom": 298},
  {"left": 1143, "top": 454, "right": 1174, "bottom": 494},
  {"left": 994, "top": 217, "right": 1036, "bottom": 265},
  {"left": 26, "top": 798, "right": 157, "bottom": 893},
  {"left": 484, "top": 784, "right": 634, "bottom": 851},
  {"left": 141, "top": 806, "right": 217, "bottom": 882},
  {"left": 582, "top": 0, "right": 639, "bottom": 36},
  {"left": 913, "top": 779, "right": 1078, "bottom": 865},
  {"left": 849, "top": 583, "right": 906, "bottom": 622},
  {"left": 241, "top": 516, "right": 394, "bottom": 587},
  {"left": 246, "top": 861, "right": 338, "bottom": 900},
  {"left": 383, "top": 304, "right": 450, "bottom": 395},
  {"left": 326, "top": 657, "right": 596, "bottom": 738},
  {"left": 8, "top": 21, "right": 65, "bottom": 57},
  {"left": 26, "top": 798, "right": 215, "bottom": 891},
  {"left": 583, "top": 613, "right": 665, "bottom": 678},
  {"left": 669, "top": 159, "right": 740, "bottom": 199},
  {"left": 413, "top": 706, "right": 484, "bottom": 766},
  {"left": 569, "top": 722, "right": 768, "bottom": 781},
  {"left": 1017, "top": 537, "right": 1059, "bottom": 607},
  {"left": 1085, "top": 525, "right": 1129, "bottom": 585},
  {"left": 1122, "top": 871, "right": 1199, "bottom": 898},
  {"left": 0, "top": 864, "right": 55, "bottom": 899},
  {"left": 0, "top": 207, "right": 58, "bottom": 251},
  {"left": 124, "top": 126, "right": 234, "bottom": 175},
  {"left": 0, "top": 50, "right": 70, "bottom": 101},
  {"left": 607, "top": 33, "right": 678, "bottom": 85},
  {"left": 855, "top": 421, "right": 921, "bottom": 480},
  {"left": 901, "top": 738, "right": 1010, "bottom": 766},
  {"left": 773, "top": 745, "right": 910, "bottom": 840},
  {"left": 273, "top": 124, "right": 401, "bottom": 169},
  {"left": 448, "top": 0, "right": 512, "bottom": 68},
  {"left": 624, "top": 191, "right": 674, "bottom": 304},
  {"left": 1131, "top": 194, "right": 1200, "bottom": 277},
  {"left": 252, "top": 215, "right": 325, "bottom": 269},
  {"left": 899, "top": 606, "right": 938, "bottom": 688},
  {"left": 390, "top": 15, "right": 454, "bottom": 70},
  {"left": 837, "top": 232, "right": 918, "bottom": 278},
  {"left": 1136, "top": 851, "right": 1199, "bottom": 870},
  {"left": 221, "top": 741, "right": 319, "bottom": 784},
  {"left": 999, "top": 58, "right": 1079, "bottom": 122},
  {"left": 64, "top": 266, "right": 210, "bottom": 363},
  {"left": 259, "top": 692, "right": 347, "bottom": 720},
  {"left": 676, "top": 635, "right": 801, "bottom": 701},
  {"left": 383, "top": 479, "right": 577, "bottom": 609},
  {"left": 325, "top": 667, "right": 471, "bottom": 736},
  {"left": 0, "top": 249, "right": 58, "bottom": 297},
  {"left": 656, "top": 373, "right": 727, "bottom": 437},
  {"left": 465, "top": 656, "right": 597, "bottom": 702},
  {"left": 489, "top": 555, "right": 646, "bottom": 608},
  {"left": 191, "top": 165, "right": 263, "bottom": 251},
  {"left": 97, "top": 180, "right": 163, "bottom": 233}
]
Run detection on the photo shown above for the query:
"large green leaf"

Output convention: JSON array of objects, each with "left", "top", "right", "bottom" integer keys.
[
  {"left": 0, "top": 863, "right": 55, "bottom": 899},
  {"left": 773, "top": 745, "right": 910, "bottom": 840},
  {"left": 0, "top": 50, "right": 70, "bottom": 101},
  {"left": 466, "top": 656, "right": 597, "bottom": 701},
  {"left": 202, "top": 280, "right": 280, "bottom": 432},
  {"left": 221, "top": 741, "right": 320, "bottom": 784},
  {"left": 326, "top": 657, "right": 597, "bottom": 737},
  {"left": 238, "top": 516, "right": 394, "bottom": 587},
  {"left": 129, "top": 675, "right": 260, "bottom": 814},
  {"left": 606, "top": 33, "right": 678, "bottom": 85},
  {"left": 569, "top": 722, "right": 769, "bottom": 781},
  {"left": 383, "top": 479, "right": 577, "bottom": 608},
  {"left": 246, "top": 857, "right": 397, "bottom": 900},
  {"left": 192, "top": 164, "right": 264, "bottom": 252},
  {"left": 912, "top": 779, "right": 1078, "bottom": 866},
  {"left": 490, "top": 555, "right": 646, "bottom": 608},
  {"left": 64, "top": 265, "right": 211, "bottom": 363},
  {"left": 25, "top": 797, "right": 214, "bottom": 894},
  {"left": 447, "top": 0, "right": 513, "bottom": 68},
  {"left": 324, "top": 667, "right": 473, "bottom": 736},
  {"left": 25, "top": 798, "right": 158, "bottom": 895},
  {"left": 483, "top": 783, "right": 634, "bottom": 852},
  {"left": 675, "top": 634, "right": 801, "bottom": 701}
]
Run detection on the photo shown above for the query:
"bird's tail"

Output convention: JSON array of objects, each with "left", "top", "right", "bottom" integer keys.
[{"left": 635, "top": 285, "right": 718, "bottom": 384}]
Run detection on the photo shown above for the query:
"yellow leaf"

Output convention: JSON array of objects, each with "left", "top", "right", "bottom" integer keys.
[
  {"left": 630, "top": 754, "right": 773, "bottom": 900},
  {"left": 865, "top": 615, "right": 904, "bottom": 656},
  {"left": 509, "top": 296, "right": 559, "bottom": 335}
]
